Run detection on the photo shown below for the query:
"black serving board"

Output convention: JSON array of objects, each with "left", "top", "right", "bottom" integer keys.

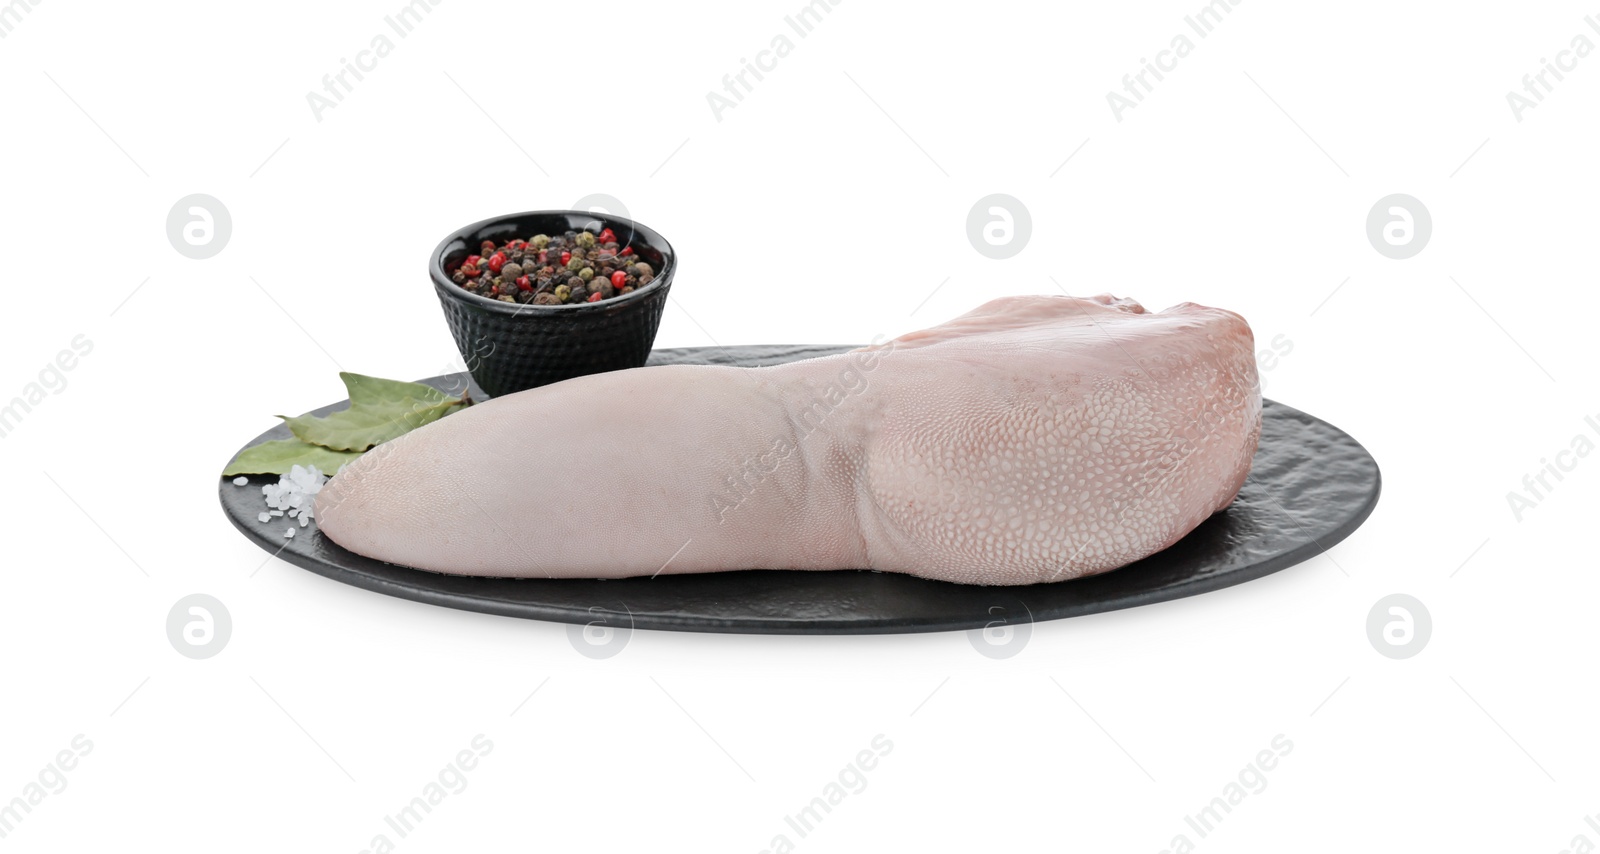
[{"left": 219, "top": 345, "right": 1380, "bottom": 635}]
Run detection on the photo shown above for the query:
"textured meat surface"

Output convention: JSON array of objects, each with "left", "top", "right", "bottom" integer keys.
[{"left": 316, "top": 294, "right": 1261, "bottom": 585}]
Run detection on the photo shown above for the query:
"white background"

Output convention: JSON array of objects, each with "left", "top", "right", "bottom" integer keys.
[{"left": 2, "top": 0, "right": 1596, "bottom": 850}]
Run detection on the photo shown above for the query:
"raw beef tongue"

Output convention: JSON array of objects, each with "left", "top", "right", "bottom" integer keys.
[{"left": 316, "top": 294, "right": 1261, "bottom": 585}]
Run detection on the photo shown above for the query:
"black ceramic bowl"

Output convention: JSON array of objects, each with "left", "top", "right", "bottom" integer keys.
[{"left": 431, "top": 210, "right": 675, "bottom": 398}]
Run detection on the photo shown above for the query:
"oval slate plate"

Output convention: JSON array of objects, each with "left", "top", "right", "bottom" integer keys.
[{"left": 220, "top": 345, "right": 1380, "bottom": 635}]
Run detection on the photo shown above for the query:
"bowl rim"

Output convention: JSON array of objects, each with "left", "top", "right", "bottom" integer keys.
[{"left": 430, "top": 209, "right": 675, "bottom": 314}]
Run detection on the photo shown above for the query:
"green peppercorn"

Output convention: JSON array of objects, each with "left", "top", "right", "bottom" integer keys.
[{"left": 452, "top": 229, "right": 661, "bottom": 304}]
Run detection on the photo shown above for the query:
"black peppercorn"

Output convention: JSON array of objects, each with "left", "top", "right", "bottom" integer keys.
[{"left": 450, "top": 226, "right": 653, "bottom": 305}]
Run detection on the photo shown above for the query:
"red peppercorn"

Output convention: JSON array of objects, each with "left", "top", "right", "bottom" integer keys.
[
  {"left": 598, "top": 228, "right": 616, "bottom": 244},
  {"left": 488, "top": 252, "right": 507, "bottom": 273},
  {"left": 619, "top": 246, "right": 634, "bottom": 257},
  {"left": 560, "top": 250, "right": 572, "bottom": 266},
  {"left": 489, "top": 285, "right": 500, "bottom": 296},
  {"left": 508, "top": 239, "right": 526, "bottom": 250},
  {"left": 517, "top": 275, "right": 532, "bottom": 292},
  {"left": 465, "top": 255, "right": 482, "bottom": 267},
  {"left": 538, "top": 249, "right": 548, "bottom": 264},
  {"left": 460, "top": 264, "right": 480, "bottom": 277},
  {"left": 610, "top": 270, "right": 628, "bottom": 289},
  {"left": 587, "top": 292, "right": 603, "bottom": 302}
]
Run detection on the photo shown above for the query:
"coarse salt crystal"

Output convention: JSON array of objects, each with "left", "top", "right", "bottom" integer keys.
[
  {"left": 256, "top": 466, "right": 329, "bottom": 533},
  {"left": 285, "top": 527, "right": 295, "bottom": 539},
  {"left": 233, "top": 476, "right": 249, "bottom": 486}
]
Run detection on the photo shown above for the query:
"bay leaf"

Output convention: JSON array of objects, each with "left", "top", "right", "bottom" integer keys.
[
  {"left": 280, "top": 372, "right": 470, "bottom": 452},
  {"left": 223, "top": 438, "right": 363, "bottom": 477},
  {"left": 343, "top": 372, "right": 457, "bottom": 408}
]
